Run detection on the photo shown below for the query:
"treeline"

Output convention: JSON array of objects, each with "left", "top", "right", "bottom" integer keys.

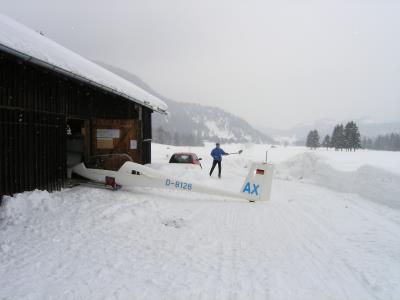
[
  {"left": 153, "top": 127, "right": 204, "bottom": 146},
  {"left": 306, "top": 121, "right": 361, "bottom": 151},
  {"left": 152, "top": 127, "right": 249, "bottom": 146},
  {"left": 361, "top": 133, "right": 400, "bottom": 151}
]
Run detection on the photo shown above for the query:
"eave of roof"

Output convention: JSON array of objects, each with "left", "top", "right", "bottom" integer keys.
[{"left": 0, "top": 14, "right": 168, "bottom": 114}]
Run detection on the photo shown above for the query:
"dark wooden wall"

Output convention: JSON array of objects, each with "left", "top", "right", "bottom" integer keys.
[
  {"left": 0, "top": 50, "right": 153, "bottom": 200},
  {"left": 0, "top": 106, "right": 66, "bottom": 195},
  {"left": 142, "top": 107, "right": 153, "bottom": 164}
]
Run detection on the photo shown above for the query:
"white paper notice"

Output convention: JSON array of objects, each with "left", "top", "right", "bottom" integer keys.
[
  {"left": 96, "top": 129, "right": 120, "bottom": 139},
  {"left": 130, "top": 140, "right": 137, "bottom": 149}
]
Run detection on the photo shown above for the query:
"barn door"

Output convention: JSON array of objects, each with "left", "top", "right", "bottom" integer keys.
[{"left": 91, "top": 119, "right": 141, "bottom": 165}]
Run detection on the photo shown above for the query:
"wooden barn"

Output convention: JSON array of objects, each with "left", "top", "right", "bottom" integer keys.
[{"left": 0, "top": 14, "right": 167, "bottom": 201}]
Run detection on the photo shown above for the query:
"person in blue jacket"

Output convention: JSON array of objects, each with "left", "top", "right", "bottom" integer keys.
[{"left": 209, "top": 143, "right": 229, "bottom": 178}]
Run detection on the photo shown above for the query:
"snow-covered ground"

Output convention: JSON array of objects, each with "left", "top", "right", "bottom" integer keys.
[{"left": 1, "top": 143, "right": 400, "bottom": 299}]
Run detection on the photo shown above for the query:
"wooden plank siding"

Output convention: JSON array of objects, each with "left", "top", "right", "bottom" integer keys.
[
  {"left": 92, "top": 118, "right": 141, "bottom": 169},
  {"left": 0, "top": 50, "right": 153, "bottom": 201}
]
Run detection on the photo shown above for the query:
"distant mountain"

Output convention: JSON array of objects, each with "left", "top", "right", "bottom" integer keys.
[
  {"left": 97, "top": 61, "right": 275, "bottom": 145},
  {"left": 152, "top": 100, "right": 276, "bottom": 144},
  {"left": 261, "top": 118, "right": 400, "bottom": 145},
  {"left": 358, "top": 121, "right": 400, "bottom": 137}
]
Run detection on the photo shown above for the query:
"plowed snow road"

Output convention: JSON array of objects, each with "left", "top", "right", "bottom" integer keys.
[
  {"left": 1, "top": 178, "right": 399, "bottom": 299},
  {"left": 1, "top": 145, "right": 400, "bottom": 299}
]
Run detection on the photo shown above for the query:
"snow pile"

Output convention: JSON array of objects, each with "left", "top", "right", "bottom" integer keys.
[
  {"left": 0, "top": 190, "right": 54, "bottom": 225},
  {"left": 276, "top": 152, "right": 400, "bottom": 209},
  {"left": 0, "top": 14, "right": 167, "bottom": 112}
]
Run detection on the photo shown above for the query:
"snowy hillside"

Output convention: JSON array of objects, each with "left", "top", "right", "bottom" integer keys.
[
  {"left": 1, "top": 145, "right": 400, "bottom": 299},
  {"left": 97, "top": 62, "right": 275, "bottom": 144},
  {"left": 152, "top": 100, "right": 275, "bottom": 144}
]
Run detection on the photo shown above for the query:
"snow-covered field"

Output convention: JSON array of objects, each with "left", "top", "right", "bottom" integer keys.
[{"left": 1, "top": 143, "right": 400, "bottom": 299}]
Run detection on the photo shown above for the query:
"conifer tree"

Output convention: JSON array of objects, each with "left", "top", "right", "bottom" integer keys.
[
  {"left": 306, "top": 131, "right": 313, "bottom": 148},
  {"left": 331, "top": 125, "right": 339, "bottom": 150},
  {"left": 322, "top": 135, "right": 331, "bottom": 150},
  {"left": 312, "top": 130, "right": 320, "bottom": 149},
  {"left": 344, "top": 122, "right": 352, "bottom": 151},
  {"left": 351, "top": 122, "right": 361, "bottom": 151},
  {"left": 306, "top": 130, "right": 320, "bottom": 149},
  {"left": 331, "top": 124, "right": 345, "bottom": 151},
  {"left": 344, "top": 121, "right": 361, "bottom": 151}
]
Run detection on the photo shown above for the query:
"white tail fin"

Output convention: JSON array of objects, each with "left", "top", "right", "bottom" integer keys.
[{"left": 240, "top": 163, "right": 274, "bottom": 202}]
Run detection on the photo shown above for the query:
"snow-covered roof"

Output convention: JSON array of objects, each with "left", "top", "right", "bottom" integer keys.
[{"left": 0, "top": 14, "right": 167, "bottom": 113}]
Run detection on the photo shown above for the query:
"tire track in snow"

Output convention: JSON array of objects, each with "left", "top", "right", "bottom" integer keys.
[
  {"left": 270, "top": 179, "right": 398, "bottom": 300},
  {"left": 1, "top": 169, "right": 400, "bottom": 299}
]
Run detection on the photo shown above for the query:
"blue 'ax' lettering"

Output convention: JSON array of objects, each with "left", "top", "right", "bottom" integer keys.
[{"left": 242, "top": 182, "right": 260, "bottom": 196}]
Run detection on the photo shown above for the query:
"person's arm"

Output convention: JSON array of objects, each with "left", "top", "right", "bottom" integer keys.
[
  {"left": 222, "top": 149, "right": 229, "bottom": 156},
  {"left": 211, "top": 149, "right": 217, "bottom": 159}
]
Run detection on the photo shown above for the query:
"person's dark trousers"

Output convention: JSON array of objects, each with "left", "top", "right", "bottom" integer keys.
[{"left": 209, "top": 160, "right": 222, "bottom": 178}]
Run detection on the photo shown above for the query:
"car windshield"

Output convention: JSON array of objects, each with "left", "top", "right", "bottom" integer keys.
[{"left": 170, "top": 154, "right": 192, "bottom": 163}]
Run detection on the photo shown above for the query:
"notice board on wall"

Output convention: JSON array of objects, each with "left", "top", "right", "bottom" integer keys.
[
  {"left": 96, "top": 129, "right": 120, "bottom": 139},
  {"left": 92, "top": 119, "right": 140, "bottom": 163}
]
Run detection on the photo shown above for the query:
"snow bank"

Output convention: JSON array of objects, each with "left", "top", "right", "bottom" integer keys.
[
  {"left": 0, "top": 190, "right": 54, "bottom": 225},
  {"left": 276, "top": 152, "right": 400, "bottom": 209}
]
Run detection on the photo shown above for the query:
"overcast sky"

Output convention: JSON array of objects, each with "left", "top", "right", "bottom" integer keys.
[{"left": 1, "top": 0, "right": 400, "bottom": 129}]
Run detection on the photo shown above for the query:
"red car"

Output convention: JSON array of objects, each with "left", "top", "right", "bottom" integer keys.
[{"left": 169, "top": 152, "right": 203, "bottom": 168}]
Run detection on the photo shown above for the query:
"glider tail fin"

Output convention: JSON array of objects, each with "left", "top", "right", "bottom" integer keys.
[{"left": 240, "top": 163, "right": 274, "bottom": 202}]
